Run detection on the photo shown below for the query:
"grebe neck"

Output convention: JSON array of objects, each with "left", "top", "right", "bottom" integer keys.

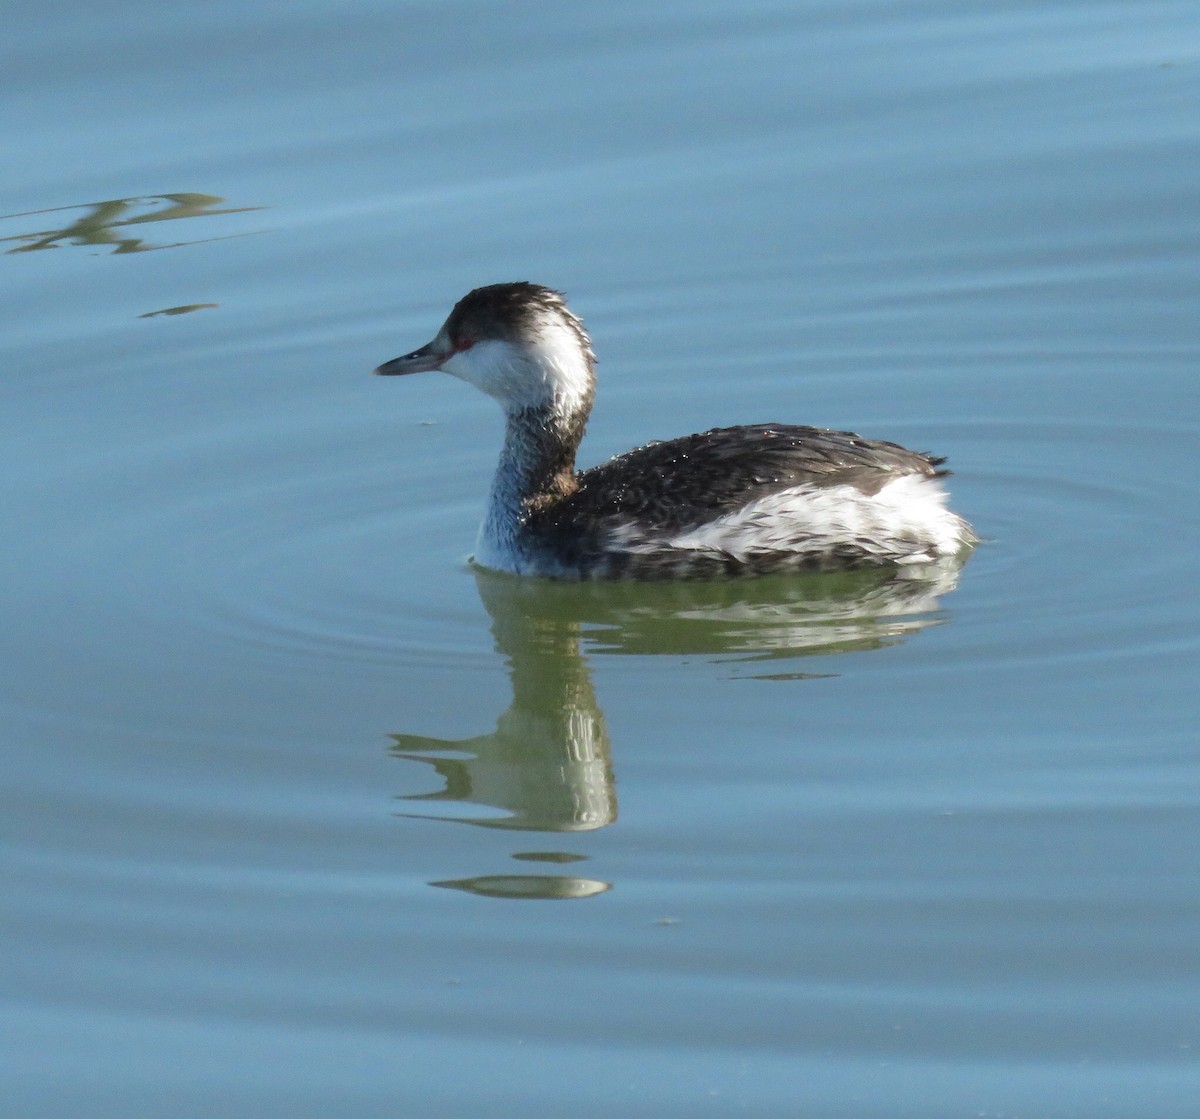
[{"left": 478, "top": 403, "right": 585, "bottom": 563}]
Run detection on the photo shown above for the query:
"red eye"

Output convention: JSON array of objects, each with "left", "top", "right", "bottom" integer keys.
[{"left": 453, "top": 336, "right": 475, "bottom": 353}]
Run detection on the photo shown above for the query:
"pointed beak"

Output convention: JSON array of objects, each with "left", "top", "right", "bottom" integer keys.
[{"left": 374, "top": 339, "right": 449, "bottom": 376}]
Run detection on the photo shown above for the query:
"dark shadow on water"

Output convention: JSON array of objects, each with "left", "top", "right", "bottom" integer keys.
[
  {"left": 139, "top": 303, "right": 219, "bottom": 318},
  {"left": 431, "top": 875, "right": 612, "bottom": 901},
  {"left": 389, "top": 560, "right": 967, "bottom": 899}
]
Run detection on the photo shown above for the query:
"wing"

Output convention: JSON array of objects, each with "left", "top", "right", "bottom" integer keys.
[{"left": 551, "top": 423, "right": 945, "bottom": 534}]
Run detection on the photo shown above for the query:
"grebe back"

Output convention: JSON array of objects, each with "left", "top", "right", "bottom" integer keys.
[{"left": 375, "top": 282, "right": 975, "bottom": 579}]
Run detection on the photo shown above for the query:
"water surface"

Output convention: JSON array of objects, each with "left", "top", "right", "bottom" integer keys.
[{"left": 4, "top": 1, "right": 1199, "bottom": 1116}]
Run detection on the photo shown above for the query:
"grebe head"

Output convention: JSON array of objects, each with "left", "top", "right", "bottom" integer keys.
[{"left": 375, "top": 282, "right": 596, "bottom": 419}]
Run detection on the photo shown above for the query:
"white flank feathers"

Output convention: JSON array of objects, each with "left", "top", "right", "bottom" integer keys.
[{"left": 612, "top": 474, "right": 969, "bottom": 565}]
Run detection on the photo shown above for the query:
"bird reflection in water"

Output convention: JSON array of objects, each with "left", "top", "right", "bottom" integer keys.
[{"left": 390, "top": 560, "right": 966, "bottom": 900}]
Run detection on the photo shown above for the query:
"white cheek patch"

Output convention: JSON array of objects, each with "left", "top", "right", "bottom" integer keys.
[
  {"left": 532, "top": 317, "right": 593, "bottom": 418},
  {"left": 444, "top": 340, "right": 529, "bottom": 403},
  {"left": 616, "top": 474, "right": 969, "bottom": 563},
  {"left": 442, "top": 319, "right": 592, "bottom": 417}
]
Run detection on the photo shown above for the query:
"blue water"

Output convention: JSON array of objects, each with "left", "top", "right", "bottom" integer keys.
[{"left": 4, "top": 2, "right": 1199, "bottom": 1116}]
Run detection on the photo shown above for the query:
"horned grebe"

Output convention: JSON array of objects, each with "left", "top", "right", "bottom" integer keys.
[{"left": 375, "top": 282, "right": 975, "bottom": 579}]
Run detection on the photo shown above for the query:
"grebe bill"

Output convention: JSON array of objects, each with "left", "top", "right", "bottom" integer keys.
[{"left": 375, "top": 282, "right": 975, "bottom": 579}]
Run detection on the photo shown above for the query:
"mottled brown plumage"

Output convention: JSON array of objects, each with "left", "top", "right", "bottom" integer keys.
[{"left": 515, "top": 424, "right": 952, "bottom": 577}]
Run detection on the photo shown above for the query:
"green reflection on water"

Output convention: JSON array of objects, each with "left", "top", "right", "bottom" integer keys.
[
  {"left": 390, "top": 562, "right": 966, "bottom": 897},
  {"left": 2, "top": 193, "right": 261, "bottom": 255}
]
